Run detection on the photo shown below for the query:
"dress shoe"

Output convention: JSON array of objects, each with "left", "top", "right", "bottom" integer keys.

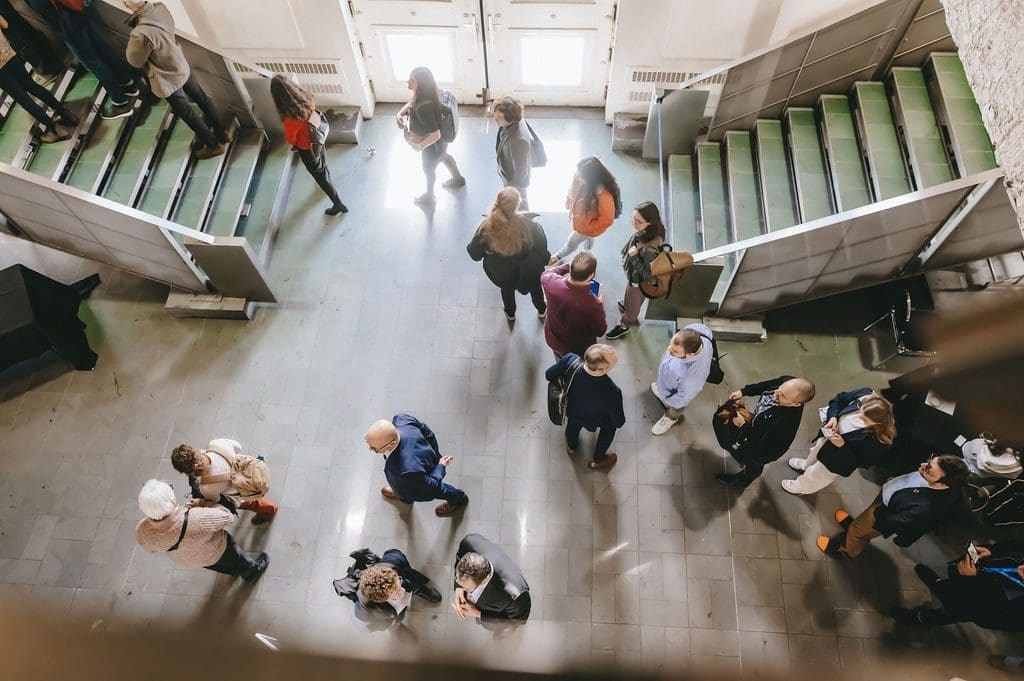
[
  {"left": 588, "top": 453, "right": 618, "bottom": 470},
  {"left": 243, "top": 552, "right": 270, "bottom": 584},
  {"left": 890, "top": 606, "right": 924, "bottom": 626},
  {"left": 414, "top": 584, "right": 443, "bottom": 604},
  {"left": 195, "top": 143, "right": 226, "bottom": 160},
  {"left": 914, "top": 563, "right": 941, "bottom": 589},
  {"left": 435, "top": 501, "right": 466, "bottom": 517},
  {"left": 381, "top": 485, "right": 397, "bottom": 499},
  {"left": 565, "top": 444, "right": 576, "bottom": 457},
  {"left": 325, "top": 202, "right": 348, "bottom": 215},
  {"left": 715, "top": 473, "right": 748, "bottom": 489}
]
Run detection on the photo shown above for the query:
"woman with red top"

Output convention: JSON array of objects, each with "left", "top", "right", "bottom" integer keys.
[
  {"left": 549, "top": 156, "right": 622, "bottom": 264},
  {"left": 270, "top": 75, "right": 347, "bottom": 216}
]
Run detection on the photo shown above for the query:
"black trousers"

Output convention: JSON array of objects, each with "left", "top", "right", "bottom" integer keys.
[
  {"left": 204, "top": 532, "right": 261, "bottom": 580},
  {"left": 0, "top": 55, "right": 63, "bottom": 131},
  {"left": 0, "top": 0, "right": 64, "bottom": 75},
  {"left": 499, "top": 282, "right": 545, "bottom": 316},
  {"left": 165, "top": 73, "right": 225, "bottom": 148},
  {"left": 297, "top": 145, "right": 342, "bottom": 206},
  {"left": 565, "top": 419, "right": 615, "bottom": 462}
]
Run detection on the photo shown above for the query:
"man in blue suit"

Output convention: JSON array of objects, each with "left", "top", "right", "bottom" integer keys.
[{"left": 365, "top": 413, "right": 469, "bottom": 517}]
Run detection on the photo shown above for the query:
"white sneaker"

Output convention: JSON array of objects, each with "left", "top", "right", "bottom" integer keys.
[
  {"left": 781, "top": 479, "right": 804, "bottom": 495},
  {"left": 651, "top": 416, "right": 678, "bottom": 435},
  {"left": 650, "top": 382, "right": 665, "bottom": 401},
  {"left": 787, "top": 457, "right": 807, "bottom": 472}
]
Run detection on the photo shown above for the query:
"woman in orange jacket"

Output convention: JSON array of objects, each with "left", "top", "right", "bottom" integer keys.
[{"left": 549, "top": 156, "right": 622, "bottom": 264}]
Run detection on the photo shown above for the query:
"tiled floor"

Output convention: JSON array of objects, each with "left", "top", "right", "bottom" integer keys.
[{"left": 0, "top": 113, "right": 1017, "bottom": 679}]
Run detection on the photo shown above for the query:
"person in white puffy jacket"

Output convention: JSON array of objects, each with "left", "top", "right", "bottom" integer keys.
[{"left": 170, "top": 438, "right": 278, "bottom": 525}]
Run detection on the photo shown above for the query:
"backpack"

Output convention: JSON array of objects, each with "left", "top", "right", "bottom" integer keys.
[
  {"left": 439, "top": 90, "right": 459, "bottom": 143},
  {"left": 639, "top": 246, "right": 693, "bottom": 299},
  {"left": 524, "top": 120, "right": 547, "bottom": 168},
  {"left": 202, "top": 453, "right": 271, "bottom": 499},
  {"left": 698, "top": 332, "right": 725, "bottom": 384},
  {"left": 547, "top": 358, "right": 583, "bottom": 425}
]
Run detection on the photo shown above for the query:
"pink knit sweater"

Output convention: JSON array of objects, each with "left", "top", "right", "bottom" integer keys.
[{"left": 136, "top": 505, "right": 233, "bottom": 568}]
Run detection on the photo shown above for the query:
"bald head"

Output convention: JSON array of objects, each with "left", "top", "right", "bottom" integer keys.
[
  {"left": 365, "top": 419, "right": 399, "bottom": 453},
  {"left": 777, "top": 377, "right": 815, "bottom": 406}
]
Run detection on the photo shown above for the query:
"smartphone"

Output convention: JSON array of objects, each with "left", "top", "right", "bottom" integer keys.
[
  {"left": 589, "top": 280, "right": 600, "bottom": 297},
  {"left": 821, "top": 427, "right": 836, "bottom": 439},
  {"left": 966, "top": 542, "right": 980, "bottom": 565}
]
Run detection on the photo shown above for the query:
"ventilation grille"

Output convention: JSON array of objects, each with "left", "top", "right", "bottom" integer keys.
[
  {"left": 233, "top": 59, "right": 348, "bottom": 103},
  {"left": 234, "top": 61, "right": 339, "bottom": 76},
  {"left": 629, "top": 69, "right": 728, "bottom": 87},
  {"left": 623, "top": 67, "right": 729, "bottom": 117}
]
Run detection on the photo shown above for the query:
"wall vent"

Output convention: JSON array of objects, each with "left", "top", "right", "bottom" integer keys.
[
  {"left": 624, "top": 67, "right": 728, "bottom": 117},
  {"left": 233, "top": 59, "right": 348, "bottom": 104}
]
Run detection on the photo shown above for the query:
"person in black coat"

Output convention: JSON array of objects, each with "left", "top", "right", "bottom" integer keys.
[
  {"left": 453, "top": 533, "right": 531, "bottom": 625},
  {"left": 714, "top": 375, "right": 816, "bottom": 489},
  {"left": 817, "top": 454, "right": 970, "bottom": 557},
  {"left": 353, "top": 549, "right": 442, "bottom": 630},
  {"left": 891, "top": 541, "right": 1024, "bottom": 630},
  {"left": 546, "top": 344, "right": 625, "bottom": 471},
  {"left": 782, "top": 388, "right": 895, "bottom": 495},
  {"left": 467, "top": 187, "right": 549, "bottom": 321}
]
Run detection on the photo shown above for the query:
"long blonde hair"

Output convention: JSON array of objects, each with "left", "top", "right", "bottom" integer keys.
[
  {"left": 480, "top": 188, "right": 530, "bottom": 256},
  {"left": 861, "top": 394, "right": 896, "bottom": 445}
]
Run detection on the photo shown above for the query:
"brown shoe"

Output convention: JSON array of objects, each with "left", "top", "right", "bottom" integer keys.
[
  {"left": 565, "top": 444, "right": 576, "bottom": 457},
  {"left": 435, "top": 501, "right": 465, "bottom": 517},
  {"left": 588, "top": 453, "right": 618, "bottom": 470},
  {"left": 195, "top": 143, "right": 226, "bottom": 160},
  {"left": 381, "top": 485, "right": 397, "bottom": 499}
]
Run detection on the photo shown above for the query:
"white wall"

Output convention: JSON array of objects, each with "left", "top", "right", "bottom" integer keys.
[{"left": 606, "top": 0, "right": 888, "bottom": 122}]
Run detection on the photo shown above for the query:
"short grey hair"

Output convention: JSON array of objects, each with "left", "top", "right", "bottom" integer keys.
[
  {"left": 138, "top": 479, "right": 176, "bottom": 520},
  {"left": 455, "top": 552, "right": 491, "bottom": 587}
]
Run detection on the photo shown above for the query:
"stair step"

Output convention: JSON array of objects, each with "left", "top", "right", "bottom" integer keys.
[
  {"left": 23, "top": 73, "right": 100, "bottom": 179},
  {"left": 850, "top": 82, "right": 911, "bottom": 201},
  {"left": 171, "top": 120, "right": 240, "bottom": 231},
  {"left": 205, "top": 128, "right": 266, "bottom": 237},
  {"left": 925, "top": 52, "right": 997, "bottom": 177},
  {"left": 817, "top": 95, "right": 872, "bottom": 211},
  {"left": 723, "top": 131, "right": 763, "bottom": 242},
  {"left": 753, "top": 120, "right": 797, "bottom": 232},
  {"left": 696, "top": 142, "right": 731, "bottom": 251},
  {"left": 103, "top": 100, "right": 171, "bottom": 206},
  {"left": 667, "top": 154, "right": 698, "bottom": 253},
  {"left": 66, "top": 93, "right": 136, "bottom": 193},
  {"left": 888, "top": 67, "right": 953, "bottom": 189},
  {"left": 784, "top": 107, "right": 833, "bottom": 222},
  {"left": 236, "top": 141, "right": 292, "bottom": 254},
  {"left": 137, "top": 115, "right": 194, "bottom": 218}
]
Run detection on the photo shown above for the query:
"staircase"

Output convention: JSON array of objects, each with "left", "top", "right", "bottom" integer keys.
[
  {"left": 0, "top": 66, "right": 291, "bottom": 255},
  {"left": 668, "top": 52, "right": 999, "bottom": 303}
]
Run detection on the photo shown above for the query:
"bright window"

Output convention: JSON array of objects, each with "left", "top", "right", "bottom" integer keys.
[
  {"left": 527, "top": 139, "right": 581, "bottom": 212},
  {"left": 386, "top": 32, "right": 455, "bottom": 83},
  {"left": 519, "top": 35, "right": 585, "bottom": 87}
]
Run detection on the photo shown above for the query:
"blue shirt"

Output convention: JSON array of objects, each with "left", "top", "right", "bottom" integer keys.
[{"left": 655, "top": 323, "right": 713, "bottom": 410}]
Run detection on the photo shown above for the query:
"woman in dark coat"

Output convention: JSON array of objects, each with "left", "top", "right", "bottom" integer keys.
[
  {"left": 782, "top": 388, "right": 895, "bottom": 495},
  {"left": 467, "top": 187, "right": 549, "bottom": 321},
  {"left": 605, "top": 201, "right": 666, "bottom": 340}
]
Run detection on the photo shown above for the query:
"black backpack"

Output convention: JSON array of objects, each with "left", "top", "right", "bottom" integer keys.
[
  {"left": 439, "top": 90, "right": 458, "bottom": 144},
  {"left": 699, "top": 333, "right": 725, "bottom": 385}
]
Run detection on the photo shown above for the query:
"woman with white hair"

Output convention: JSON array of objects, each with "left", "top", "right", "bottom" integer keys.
[{"left": 135, "top": 479, "right": 269, "bottom": 583}]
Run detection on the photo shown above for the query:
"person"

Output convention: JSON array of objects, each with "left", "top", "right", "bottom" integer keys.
[
  {"left": 649, "top": 324, "right": 713, "bottom": 435},
  {"left": 0, "top": 15, "right": 74, "bottom": 143},
  {"left": 466, "top": 187, "right": 548, "bottom": 322},
  {"left": 715, "top": 375, "right": 816, "bottom": 489},
  {"left": 492, "top": 96, "right": 532, "bottom": 209},
  {"left": 540, "top": 251, "right": 607, "bottom": 359},
  {"left": 365, "top": 413, "right": 468, "bottom": 517},
  {"left": 890, "top": 541, "right": 1024, "bottom": 630},
  {"left": 270, "top": 75, "right": 347, "bottom": 215},
  {"left": 135, "top": 479, "right": 269, "bottom": 583},
  {"left": 30, "top": 0, "right": 138, "bottom": 120},
  {"left": 453, "top": 533, "right": 531, "bottom": 624},
  {"left": 395, "top": 66, "right": 465, "bottom": 207},
  {"left": 545, "top": 344, "right": 625, "bottom": 471},
  {"left": 353, "top": 549, "right": 442, "bottom": 629},
  {"left": 0, "top": 0, "right": 63, "bottom": 81},
  {"left": 548, "top": 156, "right": 621, "bottom": 265},
  {"left": 816, "top": 454, "right": 970, "bottom": 557},
  {"left": 605, "top": 201, "right": 666, "bottom": 340},
  {"left": 782, "top": 388, "right": 895, "bottom": 495},
  {"left": 170, "top": 439, "right": 278, "bottom": 525},
  {"left": 124, "top": 0, "right": 229, "bottom": 160}
]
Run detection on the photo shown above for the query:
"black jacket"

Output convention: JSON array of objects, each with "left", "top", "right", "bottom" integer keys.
[
  {"left": 731, "top": 376, "right": 805, "bottom": 466},
  {"left": 933, "top": 542, "right": 1024, "bottom": 630},
  {"left": 873, "top": 484, "right": 962, "bottom": 547},
  {"left": 455, "top": 533, "right": 531, "bottom": 621},
  {"left": 816, "top": 388, "right": 891, "bottom": 477},
  {"left": 334, "top": 549, "right": 431, "bottom": 631},
  {"left": 467, "top": 214, "right": 549, "bottom": 293}
]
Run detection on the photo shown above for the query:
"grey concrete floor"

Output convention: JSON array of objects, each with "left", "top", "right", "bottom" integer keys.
[{"left": 0, "top": 113, "right": 1017, "bottom": 679}]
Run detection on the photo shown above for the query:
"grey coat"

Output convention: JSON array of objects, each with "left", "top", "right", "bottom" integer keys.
[
  {"left": 126, "top": 2, "right": 190, "bottom": 98},
  {"left": 495, "top": 120, "right": 532, "bottom": 190}
]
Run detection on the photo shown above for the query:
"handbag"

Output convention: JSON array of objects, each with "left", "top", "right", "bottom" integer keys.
[
  {"left": 547, "top": 359, "right": 583, "bottom": 425},
  {"left": 698, "top": 333, "right": 725, "bottom": 384},
  {"left": 308, "top": 109, "right": 329, "bottom": 154},
  {"left": 524, "top": 120, "right": 547, "bottom": 168}
]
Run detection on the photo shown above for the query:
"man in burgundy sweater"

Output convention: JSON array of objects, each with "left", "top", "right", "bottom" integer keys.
[{"left": 540, "top": 251, "right": 608, "bottom": 359}]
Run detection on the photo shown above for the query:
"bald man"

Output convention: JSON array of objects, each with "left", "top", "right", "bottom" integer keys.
[
  {"left": 715, "top": 375, "right": 816, "bottom": 489},
  {"left": 366, "top": 414, "right": 468, "bottom": 517}
]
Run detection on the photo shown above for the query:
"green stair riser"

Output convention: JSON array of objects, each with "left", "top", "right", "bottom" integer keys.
[
  {"left": 724, "top": 131, "right": 762, "bottom": 242},
  {"left": 753, "top": 120, "right": 797, "bottom": 232},
  {"left": 697, "top": 143, "right": 730, "bottom": 250},
  {"left": 785, "top": 108, "right": 832, "bottom": 222}
]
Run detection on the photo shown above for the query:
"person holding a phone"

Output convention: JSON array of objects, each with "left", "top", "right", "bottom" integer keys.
[
  {"left": 540, "top": 251, "right": 608, "bottom": 360},
  {"left": 891, "top": 541, "right": 1024, "bottom": 630}
]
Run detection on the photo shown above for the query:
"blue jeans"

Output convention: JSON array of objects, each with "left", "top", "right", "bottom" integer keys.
[
  {"left": 565, "top": 419, "right": 616, "bottom": 462},
  {"left": 58, "top": 8, "right": 134, "bottom": 103}
]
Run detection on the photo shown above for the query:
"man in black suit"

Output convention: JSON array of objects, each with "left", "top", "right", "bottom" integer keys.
[
  {"left": 891, "top": 541, "right": 1024, "bottom": 630},
  {"left": 333, "top": 548, "right": 442, "bottom": 631},
  {"left": 452, "top": 533, "right": 531, "bottom": 624},
  {"left": 715, "top": 375, "right": 816, "bottom": 489},
  {"left": 817, "top": 454, "right": 969, "bottom": 558}
]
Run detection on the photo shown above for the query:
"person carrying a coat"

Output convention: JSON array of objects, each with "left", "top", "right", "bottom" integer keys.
[
  {"left": 467, "top": 187, "right": 548, "bottom": 321},
  {"left": 782, "top": 388, "right": 895, "bottom": 495}
]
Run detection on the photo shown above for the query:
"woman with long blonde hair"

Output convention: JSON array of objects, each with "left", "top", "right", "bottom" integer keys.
[
  {"left": 467, "top": 188, "right": 550, "bottom": 321},
  {"left": 782, "top": 388, "right": 896, "bottom": 495}
]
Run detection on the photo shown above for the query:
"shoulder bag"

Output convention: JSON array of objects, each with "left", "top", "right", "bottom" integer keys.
[{"left": 547, "top": 359, "right": 583, "bottom": 425}]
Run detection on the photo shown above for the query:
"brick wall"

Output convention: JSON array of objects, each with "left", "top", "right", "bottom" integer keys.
[{"left": 942, "top": 0, "right": 1024, "bottom": 231}]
